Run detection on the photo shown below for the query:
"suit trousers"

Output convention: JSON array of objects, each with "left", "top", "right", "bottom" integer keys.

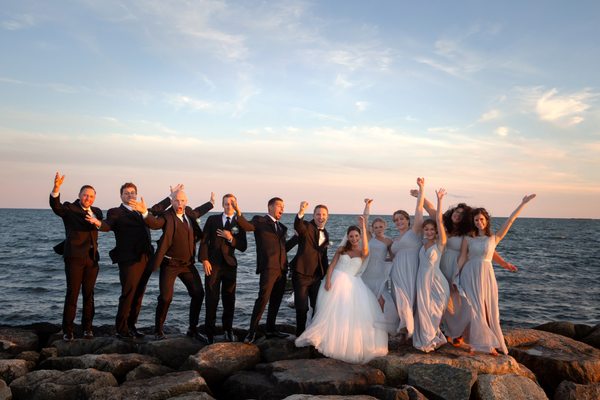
[
  {"left": 249, "top": 268, "right": 286, "bottom": 333},
  {"left": 292, "top": 271, "right": 322, "bottom": 335},
  {"left": 63, "top": 256, "right": 99, "bottom": 334},
  {"left": 155, "top": 259, "right": 204, "bottom": 332},
  {"left": 205, "top": 263, "right": 237, "bottom": 336},
  {"left": 115, "top": 254, "right": 150, "bottom": 334}
]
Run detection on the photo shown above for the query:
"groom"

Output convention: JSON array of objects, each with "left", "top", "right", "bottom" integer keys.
[{"left": 291, "top": 201, "right": 330, "bottom": 336}]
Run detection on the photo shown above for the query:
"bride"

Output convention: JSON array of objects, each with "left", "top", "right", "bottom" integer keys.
[{"left": 295, "top": 215, "right": 388, "bottom": 364}]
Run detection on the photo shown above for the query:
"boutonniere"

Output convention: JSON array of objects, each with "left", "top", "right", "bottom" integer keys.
[{"left": 231, "top": 226, "right": 239, "bottom": 235}]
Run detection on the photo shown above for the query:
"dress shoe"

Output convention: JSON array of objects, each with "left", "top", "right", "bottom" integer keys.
[
  {"left": 265, "top": 329, "right": 288, "bottom": 339},
  {"left": 115, "top": 331, "right": 133, "bottom": 339},
  {"left": 129, "top": 327, "right": 145, "bottom": 338},
  {"left": 83, "top": 330, "right": 94, "bottom": 339},
  {"left": 243, "top": 331, "right": 257, "bottom": 344},
  {"left": 223, "top": 330, "right": 238, "bottom": 342},
  {"left": 63, "top": 332, "right": 74, "bottom": 342},
  {"left": 154, "top": 331, "right": 167, "bottom": 340},
  {"left": 186, "top": 329, "right": 209, "bottom": 344}
]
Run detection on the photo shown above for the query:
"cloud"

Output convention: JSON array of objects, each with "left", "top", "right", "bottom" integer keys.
[
  {"left": 535, "top": 88, "right": 596, "bottom": 126},
  {"left": 167, "top": 94, "right": 213, "bottom": 112},
  {"left": 495, "top": 126, "right": 509, "bottom": 137},
  {"left": 1, "top": 13, "right": 36, "bottom": 30},
  {"left": 355, "top": 101, "right": 368, "bottom": 112},
  {"left": 479, "top": 109, "right": 500, "bottom": 122},
  {"left": 335, "top": 74, "right": 354, "bottom": 89}
]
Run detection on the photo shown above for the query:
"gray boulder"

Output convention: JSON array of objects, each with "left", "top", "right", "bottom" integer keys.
[
  {"left": 15, "top": 351, "right": 39, "bottom": 370},
  {"left": 88, "top": 370, "right": 210, "bottom": 400},
  {"left": 39, "top": 353, "right": 161, "bottom": 382},
  {"left": 51, "top": 337, "right": 136, "bottom": 357},
  {"left": 186, "top": 342, "right": 260, "bottom": 385},
  {"left": 580, "top": 324, "right": 600, "bottom": 349},
  {"left": 256, "top": 337, "right": 314, "bottom": 363},
  {"left": 138, "top": 336, "right": 205, "bottom": 369},
  {"left": 0, "top": 329, "right": 38, "bottom": 355},
  {"left": 9, "top": 368, "right": 117, "bottom": 400},
  {"left": 505, "top": 328, "right": 600, "bottom": 394},
  {"left": 408, "top": 363, "right": 476, "bottom": 400},
  {"left": 475, "top": 374, "right": 548, "bottom": 400},
  {"left": 0, "top": 379, "right": 11, "bottom": 400},
  {"left": 283, "top": 396, "right": 378, "bottom": 399},
  {"left": 367, "top": 384, "right": 428, "bottom": 400},
  {"left": 0, "top": 360, "right": 29, "bottom": 385},
  {"left": 125, "top": 363, "right": 174, "bottom": 381},
  {"left": 553, "top": 380, "right": 600, "bottom": 400},
  {"left": 222, "top": 370, "right": 278, "bottom": 400}
]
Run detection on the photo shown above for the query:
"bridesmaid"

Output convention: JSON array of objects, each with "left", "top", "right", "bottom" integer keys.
[
  {"left": 413, "top": 187, "right": 450, "bottom": 352},
  {"left": 414, "top": 192, "right": 516, "bottom": 345},
  {"left": 457, "top": 194, "right": 536, "bottom": 355},
  {"left": 389, "top": 177, "right": 425, "bottom": 341},
  {"left": 360, "top": 199, "right": 398, "bottom": 332}
]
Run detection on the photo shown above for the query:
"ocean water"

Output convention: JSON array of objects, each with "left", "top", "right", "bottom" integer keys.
[{"left": 0, "top": 209, "right": 598, "bottom": 332}]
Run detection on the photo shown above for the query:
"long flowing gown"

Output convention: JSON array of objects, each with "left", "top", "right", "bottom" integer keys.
[
  {"left": 413, "top": 243, "right": 450, "bottom": 352},
  {"left": 458, "top": 235, "right": 508, "bottom": 354},
  {"left": 440, "top": 235, "right": 470, "bottom": 338},
  {"left": 390, "top": 229, "right": 421, "bottom": 337},
  {"left": 360, "top": 237, "right": 399, "bottom": 332},
  {"left": 295, "top": 254, "right": 389, "bottom": 364}
]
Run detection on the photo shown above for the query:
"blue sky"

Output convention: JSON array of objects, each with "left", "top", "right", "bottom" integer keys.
[{"left": 1, "top": 1, "right": 599, "bottom": 218}]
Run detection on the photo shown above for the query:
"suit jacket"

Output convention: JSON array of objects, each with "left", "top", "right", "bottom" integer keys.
[
  {"left": 291, "top": 215, "right": 330, "bottom": 277},
  {"left": 237, "top": 214, "right": 296, "bottom": 274},
  {"left": 49, "top": 194, "right": 103, "bottom": 261},
  {"left": 198, "top": 214, "right": 247, "bottom": 267},
  {"left": 145, "top": 202, "right": 213, "bottom": 270},
  {"left": 104, "top": 197, "right": 172, "bottom": 265}
]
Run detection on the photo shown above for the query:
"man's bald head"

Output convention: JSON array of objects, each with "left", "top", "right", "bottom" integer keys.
[{"left": 171, "top": 190, "right": 188, "bottom": 215}]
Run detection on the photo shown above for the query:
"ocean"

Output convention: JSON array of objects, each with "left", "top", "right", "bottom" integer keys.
[{"left": 0, "top": 209, "right": 598, "bottom": 332}]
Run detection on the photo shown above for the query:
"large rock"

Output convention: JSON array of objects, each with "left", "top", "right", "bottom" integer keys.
[
  {"left": 222, "top": 370, "right": 278, "bottom": 400},
  {"left": 0, "top": 379, "right": 11, "bottom": 400},
  {"left": 51, "top": 337, "right": 136, "bottom": 357},
  {"left": 186, "top": 342, "right": 260, "bottom": 385},
  {"left": 257, "top": 337, "right": 314, "bottom": 363},
  {"left": 0, "top": 360, "right": 29, "bottom": 385},
  {"left": 367, "top": 384, "right": 428, "bottom": 400},
  {"left": 0, "top": 329, "right": 38, "bottom": 355},
  {"left": 168, "top": 393, "right": 215, "bottom": 400},
  {"left": 283, "top": 396, "right": 377, "bottom": 399},
  {"left": 125, "top": 363, "right": 174, "bottom": 381},
  {"left": 15, "top": 351, "right": 39, "bottom": 370},
  {"left": 39, "top": 353, "right": 161, "bottom": 382},
  {"left": 505, "top": 328, "right": 600, "bottom": 394},
  {"left": 138, "top": 336, "right": 205, "bottom": 369},
  {"left": 262, "top": 358, "right": 385, "bottom": 397},
  {"left": 580, "top": 324, "right": 600, "bottom": 349},
  {"left": 475, "top": 374, "right": 548, "bottom": 400},
  {"left": 89, "top": 370, "right": 211, "bottom": 400},
  {"left": 408, "top": 363, "right": 476, "bottom": 400},
  {"left": 368, "top": 344, "right": 534, "bottom": 387},
  {"left": 554, "top": 380, "right": 600, "bottom": 400},
  {"left": 9, "top": 368, "right": 117, "bottom": 400}
]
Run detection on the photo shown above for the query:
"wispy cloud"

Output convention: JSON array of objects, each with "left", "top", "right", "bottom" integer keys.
[
  {"left": 495, "top": 126, "right": 509, "bottom": 137},
  {"left": 355, "top": 101, "right": 368, "bottom": 112},
  {"left": 1, "top": 13, "right": 36, "bottom": 30},
  {"left": 167, "top": 94, "right": 213, "bottom": 112},
  {"left": 479, "top": 109, "right": 500, "bottom": 122},
  {"left": 535, "top": 88, "right": 596, "bottom": 126}
]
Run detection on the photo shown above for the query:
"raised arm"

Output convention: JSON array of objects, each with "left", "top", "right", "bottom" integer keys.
[
  {"left": 359, "top": 215, "right": 369, "bottom": 258},
  {"left": 231, "top": 198, "right": 255, "bottom": 232},
  {"left": 363, "top": 198, "right": 373, "bottom": 239},
  {"left": 49, "top": 172, "right": 67, "bottom": 216},
  {"left": 294, "top": 201, "right": 309, "bottom": 235},
  {"left": 410, "top": 189, "right": 436, "bottom": 218},
  {"left": 411, "top": 177, "right": 425, "bottom": 235},
  {"left": 495, "top": 194, "right": 536, "bottom": 244},
  {"left": 436, "top": 188, "right": 447, "bottom": 249}
]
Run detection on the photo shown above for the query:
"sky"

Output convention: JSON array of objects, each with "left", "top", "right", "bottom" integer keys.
[{"left": 1, "top": 1, "right": 599, "bottom": 218}]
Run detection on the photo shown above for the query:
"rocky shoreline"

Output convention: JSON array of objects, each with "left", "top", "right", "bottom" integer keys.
[{"left": 1, "top": 321, "right": 599, "bottom": 400}]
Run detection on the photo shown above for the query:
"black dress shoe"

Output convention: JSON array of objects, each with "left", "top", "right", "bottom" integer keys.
[
  {"left": 186, "top": 329, "right": 209, "bottom": 344},
  {"left": 115, "top": 331, "right": 133, "bottom": 339},
  {"left": 243, "top": 331, "right": 257, "bottom": 344},
  {"left": 224, "top": 330, "right": 238, "bottom": 342},
  {"left": 129, "top": 327, "right": 145, "bottom": 338},
  {"left": 83, "top": 330, "right": 94, "bottom": 339},
  {"left": 265, "top": 329, "right": 288, "bottom": 339},
  {"left": 63, "top": 332, "right": 74, "bottom": 342}
]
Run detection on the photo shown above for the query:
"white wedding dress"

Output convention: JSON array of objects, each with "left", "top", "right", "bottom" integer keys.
[{"left": 295, "top": 253, "right": 389, "bottom": 364}]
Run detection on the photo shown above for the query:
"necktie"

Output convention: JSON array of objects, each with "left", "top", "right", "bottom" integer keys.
[
  {"left": 224, "top": 216, "right": 232, "bottom": 230},
  {"left": 274, "top": 221, "right": 279, "bottom": 233}
]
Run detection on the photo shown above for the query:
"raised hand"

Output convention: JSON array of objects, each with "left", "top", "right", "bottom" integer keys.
[
  {"left": 436, "top": 188, "right": 446, "bottom": 200},
  {"left": 357, "top": 215, "right": 365, "bottom": 226},
  {"left": 129, "top": 196, "right": 147, "bottom": 214},
  {"left": 522, "top": 194, "right": 536, "bottom": 204},
  {"left": 299, "top": 201, "right": 309, "bottom": 215},
  {"left": 364, "top": 198, "right": 373, "bottom": 206},
  {"left": 169, "top": 184, "right": 184, "bottom": 197},
  {"left": 210, "top": 192, "right": 216, "bottom": 205},
  {"left": 417, "top": 177, "right": 425, "bottom": 189},
  {"left": 53, "top": 172, "right": 65, "bottom": 192},
  {"left": 231, "top": 198, "right": 241, "bottom": 215},
  {"left": 409, "top": 189, "right": 418, "bottom": 198}
]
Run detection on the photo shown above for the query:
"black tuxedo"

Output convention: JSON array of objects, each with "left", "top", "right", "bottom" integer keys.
[
  {"left": 104, "top": 197, "right": 171, "bottom": 335},
  {"left": 50, "top": 194, "right": 104, "bottom": 335},
  {"left": 145, "top": 202, "right": 213, "bottom": 333},
  {"left": 199, "top": 214, "right": 247, "bottom": 337},
  {"left": 291, "top": 215, "right": 330, "bottom": 335},
  {"left": 236, "top": 214, "right": 297, "bottom": 333}
]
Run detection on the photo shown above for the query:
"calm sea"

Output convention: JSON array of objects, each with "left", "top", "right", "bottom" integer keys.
[{"left": 0, "top": 209, "right": 598, "bottom": 331}]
